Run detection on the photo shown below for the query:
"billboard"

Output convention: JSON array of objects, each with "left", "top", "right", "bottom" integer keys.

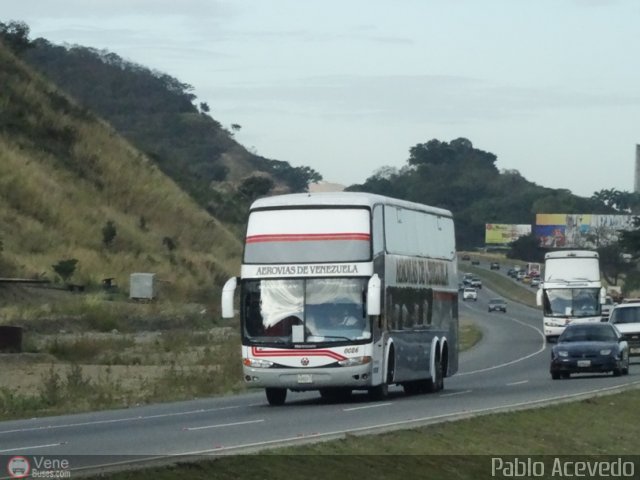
[
  {"left": 485, "top": 224, "right": 532, "bottom": 245},
  {"left": 534, "top": 214, "right": 635, "bottom": 248}
]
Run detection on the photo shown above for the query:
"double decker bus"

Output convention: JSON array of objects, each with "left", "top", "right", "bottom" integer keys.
[{"left": 221, "top": 192, "right": 459, "bottom": 405}]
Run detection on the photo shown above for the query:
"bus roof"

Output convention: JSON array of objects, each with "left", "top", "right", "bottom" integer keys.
[
  {"left": 544, "top": 250, "right": 599, "bottom": 260},
  {"left": 250, "top": 192, "right": 453, "bottom": 218}
]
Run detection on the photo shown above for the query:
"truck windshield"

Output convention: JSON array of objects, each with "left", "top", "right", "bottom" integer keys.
[
  {"left": 241, "top": 278, "right": 370, "bottom": 344},
  {"left": 542, "top": 288, "right": 601, "bottom": 317}
]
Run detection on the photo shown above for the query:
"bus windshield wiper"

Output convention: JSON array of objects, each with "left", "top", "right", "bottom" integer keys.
[{"left": 315, "top": 335, "right": 351, "bottom": 341}]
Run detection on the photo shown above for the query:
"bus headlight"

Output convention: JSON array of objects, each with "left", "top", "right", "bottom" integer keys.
[
  {"left": 338, "top": 356, "right": 372, "bottom": 367},
  {"left": 243, "top": 358, "right": 274, "bottom": 368}
]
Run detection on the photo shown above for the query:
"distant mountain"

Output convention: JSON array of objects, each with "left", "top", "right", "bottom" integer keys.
[
  {"left": 0, "top": 22, "right": 620, "bottom": 257},
  {"left": 22, "top": 39, "right": 321, "bottom": 224},
  {"left": 346, "top": 138, "right": 614, "bottom": 248},
  {"left": 0, "top": 41, "right": 241, "bottom": 301}
]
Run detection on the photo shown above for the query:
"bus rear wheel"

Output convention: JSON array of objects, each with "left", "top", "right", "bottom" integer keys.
[
  {"left": 402, "top": 381, "right": 422, "bottom": 395},
  {"left": 265, "top": 387, "right": 287, "bottom": 406},
  {"left": 425, "top": 358, "right": 444, "bottom": 393}
]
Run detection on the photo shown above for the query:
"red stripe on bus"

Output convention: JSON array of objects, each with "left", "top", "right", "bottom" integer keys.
[
  {"left": 246, "top": 233, "right": 370, "bottom": 243},
  {"left": 251, "top": 346, "right": 346, "bottom": 361}
]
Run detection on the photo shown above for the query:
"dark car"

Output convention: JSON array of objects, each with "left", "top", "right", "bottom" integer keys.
[
  {"left": 488, "top": 298, "right": 507, "bottom": 313},
  {"left": 550, "top": 323, "right": 629, "bottom": 380},
  {"left": 490, "top": 262, "right": 500, "bottom": 270},
  {"left": 461, "top": 254, "right": 470, "bottom": 261},
  {"left": 471, "top": 259, "right": 480, "bottom": 265}
]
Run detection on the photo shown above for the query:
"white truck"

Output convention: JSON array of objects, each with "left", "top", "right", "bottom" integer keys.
[
  {"left": 536, "top": 250, "right": 606, "bottom": 342},
  {"left": 526, "top": 262, "right": 542, "bottom": 277}
]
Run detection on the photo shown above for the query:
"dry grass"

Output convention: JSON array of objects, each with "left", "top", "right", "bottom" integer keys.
[
  {"left": 0, "top": 326, "right": 243, "bottom": 419},
  {"left": 0, "top": 43, "right": 242, "bottom": 300}
]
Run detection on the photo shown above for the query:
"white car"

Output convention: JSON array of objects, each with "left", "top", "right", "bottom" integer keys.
[
  {"left": 608, "top": 303, "right": 640, "bottom": 356},
  {"left": 463, "top": 287, "right": 478, "bottom": 301}
]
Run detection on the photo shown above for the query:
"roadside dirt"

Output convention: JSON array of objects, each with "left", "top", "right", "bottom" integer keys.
[{"left": 0, "top": 357, "right": 168, "bottom": 397}]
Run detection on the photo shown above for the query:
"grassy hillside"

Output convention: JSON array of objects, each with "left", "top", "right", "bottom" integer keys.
[
  {"left": 0, "top": 42, "right": 241, "bottom": 302},
  {"left": 23, "top": 39, "right": 321, "bottom": 224}
]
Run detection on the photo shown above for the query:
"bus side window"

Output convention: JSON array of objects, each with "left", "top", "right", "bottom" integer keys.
[
  {"left": 422, "top": 300, "right": 429, "bottom": 326},
  {"left": 426, "top": 288, "right": 433, "bottom": 326},
  {"left": 393, "top": 304, "right": 401, "bottom": 330}
]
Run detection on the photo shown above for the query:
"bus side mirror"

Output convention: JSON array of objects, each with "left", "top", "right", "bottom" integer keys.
[
  {"left": 221, "top": 277, "right": 238, "bottom": 319},
  {"left": 367, "top": 274, "right": 381, "bottom": 316},
  {"left": 536, "top": 288, "right": 543, "bottom": 307}
]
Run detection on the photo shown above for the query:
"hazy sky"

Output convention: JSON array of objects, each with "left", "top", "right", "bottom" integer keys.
[{"left": 5, "top": 0, "right": 640, "bottom": 197}]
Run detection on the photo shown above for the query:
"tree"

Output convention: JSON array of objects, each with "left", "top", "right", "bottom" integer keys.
[
  {"left": 0, "top": 20, "right": 32, "bottom": 54},
  {"left": 199, "top": 102, "right": 210, "bottom": 113},
  {"left": 618, "top": 216, "right": 640, "bottom": 260},
  {"left": 506, "top": 233, "right": 547, "bottom": 262},
  {"left": 591, "top": 189, "right": 640, "bottom": 214},
  {"left": 230, "top": 123, "right": 242, "bottom": 133},
  {"left": 52, "top": 258, "right": 78, "bottom": 283},
  {"left": 597, "top": 243, "right": 633, "bottom": 286},
  {"left": 239, "top": 175, "right": 274, "bottom": 201},
  {"left": 162, "top": 236, "right": 177, "bottom": 252},
  {"left": 102, "top": 220, "right": 117, "bottom": 247}
]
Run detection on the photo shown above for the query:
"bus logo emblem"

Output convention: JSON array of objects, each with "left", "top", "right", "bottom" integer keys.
[{"left": 301, "top": 357, "right": 309, "bottom": 366}]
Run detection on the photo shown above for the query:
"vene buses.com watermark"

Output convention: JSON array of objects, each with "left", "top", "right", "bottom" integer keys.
[
  {"left": 491, "top": 456, "right": 636, "bottom": 478},
  {"left": 6, "top": 455, "right": 71, "bottom": 479}
]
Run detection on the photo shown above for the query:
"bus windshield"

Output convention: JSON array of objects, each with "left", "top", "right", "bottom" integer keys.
[
  {"left": 242, "top": 278, "right": 371, "bottom": 344},
  {"left": 542, "top": 288, "right": 601, "bottom": 317}
]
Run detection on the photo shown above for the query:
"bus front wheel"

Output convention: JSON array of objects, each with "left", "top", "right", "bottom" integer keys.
[
  {"left": 369, "top": 348, "right": 395, "bottom": 400},
  {"left": 265, "top": 387, "right": 287, "bottom": 406}
]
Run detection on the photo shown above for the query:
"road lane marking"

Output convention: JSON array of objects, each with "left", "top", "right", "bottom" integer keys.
[
  {"left": 177, "top": 380, "right": 640, "bottom": 456},
  {"left": 0, "top": 442, "right": 64, "bottom": 453},
  {"left": 185, "top": 419, "right": 264, "bottom": 431},
  {"left": 439, "top": 390, "right": 472, "bottom": 397},
  {"left": 506, "top": 380, "right": 529, "bottom": 386},
  {"left": 343, "top": 403, "right": 392, "bottom": 412},
  {"left": 0, "top": 403, "right": 263, "bottom": 435},
  {"left": 458, "top": 315, "right": 546, "bottom": 376}
]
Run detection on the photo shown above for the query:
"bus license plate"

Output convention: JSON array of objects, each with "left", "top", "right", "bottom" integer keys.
[
  {"left": 577, "top": 360, "right": 591, "bottom": 367},
  {"left": 297, "top": 374, "right": 312, "bottom": 384}
]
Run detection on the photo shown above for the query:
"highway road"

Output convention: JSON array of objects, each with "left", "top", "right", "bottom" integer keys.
[{"left": 1, "top": 283, "right": 639, "bottom": 474}]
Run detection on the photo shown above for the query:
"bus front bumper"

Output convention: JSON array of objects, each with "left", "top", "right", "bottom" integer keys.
[
  {"left": 242, "top": 364, "right": 374, "bottom": 390},
  {"left": 544, "top": 317, "right": 602, "bottom": 338}
]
